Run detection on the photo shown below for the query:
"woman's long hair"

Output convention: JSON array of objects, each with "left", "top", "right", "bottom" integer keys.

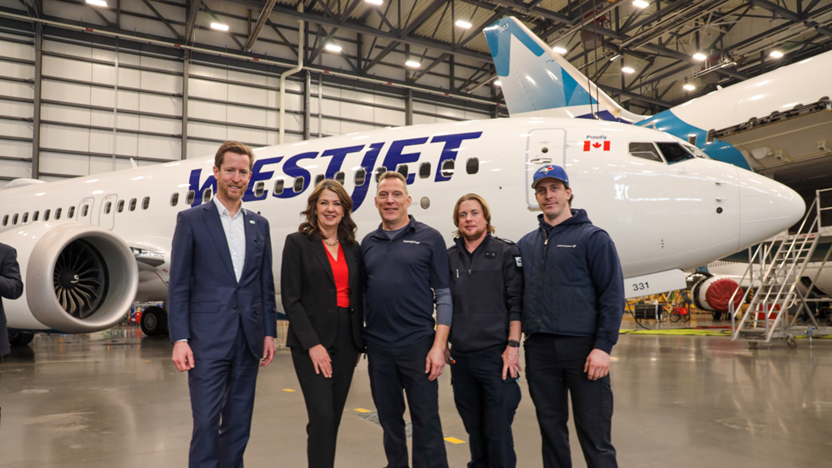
[{"left": 298, "top": 179, "right": 357, "bottom": 244}]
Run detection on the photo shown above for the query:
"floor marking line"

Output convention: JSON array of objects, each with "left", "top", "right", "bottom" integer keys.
[{"left": 444, "top": 437, "right": 465, "bottom": 444}]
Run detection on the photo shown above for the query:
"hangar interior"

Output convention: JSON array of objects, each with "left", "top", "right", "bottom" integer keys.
[{"left": 3, "top": 0, "right": 832, "bottom": 467}]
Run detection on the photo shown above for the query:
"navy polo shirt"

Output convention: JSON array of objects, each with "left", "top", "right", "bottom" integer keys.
[{"left": 361, "top": 215, "right": 450, "bottom": 347}]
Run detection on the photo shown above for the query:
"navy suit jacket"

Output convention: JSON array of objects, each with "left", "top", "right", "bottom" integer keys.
[
  {"left": 0, "top": 243, "right": 24, "bottom": 356},
  {"left": 167, "top": 202, "right": 278, "bottom": 360}
]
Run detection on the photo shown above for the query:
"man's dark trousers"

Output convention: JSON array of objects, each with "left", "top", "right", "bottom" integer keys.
[
  {"left": 367, "top": 335, "right": 449, "bottom": 468},
  {"left": 524, "top": 334, "right": 616, "bottom": 468},
  {"left": 451, "top": 345, "right": 521, "bottom": 468},
  {"left": 188, "top": 320, "right": 260, "bottom": 468}
]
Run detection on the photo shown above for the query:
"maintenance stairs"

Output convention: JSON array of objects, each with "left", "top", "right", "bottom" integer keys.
[{"left": 730, "top": 189, "right": 832, "bottom": 348}]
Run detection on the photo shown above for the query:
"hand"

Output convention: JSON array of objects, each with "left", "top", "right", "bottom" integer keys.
[
  {"left": 584, "top": 349, "right": 610, "bottom": 381},
  {"left": 309, "top": 344, "right": 332, "bottom": 378},
  {"left": 261, "top": 336, "right": 276, "bottom": 367},
  {"left": 172, "top": 341, "right": 195, "bottom": 372},
  {"left": 443, "top": 344, "right": 452, "bottom": 365},
  {"left": 502, "top": 346, "right": 520, "bottom": 380},
  {"left": 425, "top": 345, "right": 446, "bottom": 381}
]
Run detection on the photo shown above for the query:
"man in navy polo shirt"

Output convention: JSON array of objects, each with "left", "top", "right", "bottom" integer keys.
[
  {"left": 362, "top": 171, "right": 451, "bottom": 468},
  {"left": 518, "top": 164, "right": 624, "bottom": 468}
]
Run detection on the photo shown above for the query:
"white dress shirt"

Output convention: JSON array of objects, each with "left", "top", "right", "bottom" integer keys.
[{"left": 213, "top": 196, "right": 246, "bottom": 282}]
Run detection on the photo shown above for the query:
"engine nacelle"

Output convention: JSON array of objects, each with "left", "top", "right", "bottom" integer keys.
[
  {"left": 1, "top": 222, "right": 138, "bottom": 333},
  {"left": 690, "top": 275, "right": 743, "bottom": 313}
]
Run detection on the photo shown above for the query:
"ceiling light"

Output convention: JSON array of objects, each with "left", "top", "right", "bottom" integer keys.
[
  {"left": 455, "top": 20, "right": 472, "bottom": 29},
  {"left": 494, "top": 80, "right": 502, "bottom": 86},
  {"left": 633, "top": 0, "right": 649, "bottom": 7},
  {"left": 365, "top": 0, "right": 383, "bottom": 4},
  {"left": 770, "top": 50, "right": 784, "bottom": 58},
  {"left": 610, "top": 54, "right": 622, "bottom": 62},
  {"left": 86, "top": 0, "right": 107, "bottom": 6},
  {"left": 692, "top": 52, "right": 707, "bottom": 61},
  {"left": 325, "top": 43, "right": 342, "bottom": 53},
  {"left": 683, "top": 83, "right": 695, "bottom": 91},
  {"left": 552, "top": 46, "right": 567, "bottom": 54},
  {"left": 210, "top": 22, "right": 229, "bottom": 31},
  {"left": 405, "top": 60, "right": 421, "bottom": 68},
  {"left": 621, "top": 66, "right": 635, "bottom": 74}
]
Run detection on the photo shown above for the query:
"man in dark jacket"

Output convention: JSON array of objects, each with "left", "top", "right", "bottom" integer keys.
[
  {"left": 518, "top": 165, "right": 625, "bottom": 468},
  {"left": 1, "top": 242, "right": 24, "bottom": 359},
  {"left": 447, "top": 194, "right": 523, "bottom": 468}
]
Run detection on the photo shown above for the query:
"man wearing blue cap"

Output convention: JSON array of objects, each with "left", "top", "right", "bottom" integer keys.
[{"left": 518, "top": 165, "right": 624, "bottom": 468}]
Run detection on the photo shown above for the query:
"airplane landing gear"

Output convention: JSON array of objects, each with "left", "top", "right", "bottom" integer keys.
[
  {"left": 8, "top": 332, "right": 35, "bottom": 346},
  {"left": 140, "top": 306, "right": 168, "bottom": 337}
]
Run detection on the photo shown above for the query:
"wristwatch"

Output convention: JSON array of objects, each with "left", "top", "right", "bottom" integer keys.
[{"left": 507, "top": 339, "right": 520, "bottom": 348}]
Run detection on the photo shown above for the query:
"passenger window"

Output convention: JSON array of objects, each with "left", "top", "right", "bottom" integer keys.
[
  {"left": 33, "top": 211, "right": 39, "bottom": 222},
  {"left": 656, "top": 142, "right": 695, "bottom": 164},
  {"left": 81, "top": 205, "right": 89, "bottom": 217},
  {"left": 335, "top": 171, "right": 345, "bottom": 185},
  {"left": 55, "top": 208, "right": 62, "bottom": 220},
  {"left": 293, "top": 176, "right": 305, "bottom": 193},
  {"left": 44, "top": 209, "right": 50, "bottom": 221},
  {"left": 628, "top": 143, "right": 663, "bottom": 163},
  {"left": 397, "top": 164, "right": 409, "bottom": 179},
  {"left": 142, "top": 197, "right": 150, "bottom": 210},
  {"left": 104, "top": 202, "right": 112, "bottom": 214},
  {"left": 117, "top": 200, "right": 125, "bottom": 213},
  {"left": 419, "top": 162, "right": 431, "bottom": 179},
  {"left": 440, "top": 160, "right": 455, "bottom": 178},
  {"left": 375, "top": 167, "right": 387, "bottom": 183},
  {"left": 186, "top": 191, "right": 195, "bottom": 205},
  {"left": 202, "top": 189, "right": 212, "bottom": 203},
  {"left": 466, "top": 158, "right": 479, "bottom": 174},
  {"left": 2, "top": 215, "right": 7, "bottom": 226},
  {"left": 170, "top": 193, "right": 179, "bottom": 207},
  {"left": 12, "top": 214, "right": 18, "bottom": 225},
  {"left": 68, "top": 206, "right": 75, "bottom": 218},
  {"left": 274, "top": 179, "right": 285, "bottom": 196},
  {"left": 354, "top": 169, "right": 367, "bottom": 186},
  {"left": 314, "top": 174, "right": 324, "bottom": 187},
  {"left": 129, "top": 198, "right": 137, "bottom": 211},
  {"left": 254, "top": 181, "right": 265, "bottom": 198},
  {"left": 22, "top": 212, "right": 29, "bottom": 223}
]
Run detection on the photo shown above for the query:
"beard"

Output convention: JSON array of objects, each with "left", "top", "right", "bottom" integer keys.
[{"left": 461, "top": 225, "right": 487, "bottom": 242}]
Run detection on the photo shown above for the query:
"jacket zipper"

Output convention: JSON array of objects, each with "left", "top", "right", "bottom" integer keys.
[{"left": 537, "top": 229, "right": 549, "bottom": 325}]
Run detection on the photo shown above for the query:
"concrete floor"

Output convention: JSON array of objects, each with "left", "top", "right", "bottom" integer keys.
[{"left": 2, "top": 326, "right": 832, "bottom": 468}]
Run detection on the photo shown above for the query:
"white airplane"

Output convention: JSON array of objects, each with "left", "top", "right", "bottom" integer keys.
[
  {"left": 484, "top": 17, "right": 832, "bottom": 172},
  {"left": 0, "top": 117, "right": 804, "bottom": 341}
]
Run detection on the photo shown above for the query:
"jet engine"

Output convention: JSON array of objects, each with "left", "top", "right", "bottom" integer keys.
[
  {"left": 1, "top": 222, "right": 138, "bottom": 333},
  {"left": 689, "top": 274, "right": 743, "bottom": 313}
]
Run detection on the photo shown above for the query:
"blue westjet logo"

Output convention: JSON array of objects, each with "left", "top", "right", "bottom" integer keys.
[{"left": 187, "top": 132, "right": 482, "bottom": 212}]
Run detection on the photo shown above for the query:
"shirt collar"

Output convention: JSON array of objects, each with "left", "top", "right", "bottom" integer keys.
[
  {"left": 374, "top": 215, "right": 416, "bottom": 240},
  {"left": 213, "top": 195, "right": 246, "bottom": 219}
]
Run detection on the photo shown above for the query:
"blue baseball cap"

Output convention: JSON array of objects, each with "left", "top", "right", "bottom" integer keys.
[{"left": 531, "top": 164, "right": 569, "bottom": 189}]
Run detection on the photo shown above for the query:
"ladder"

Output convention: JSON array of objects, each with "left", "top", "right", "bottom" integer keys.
[{"left": 730, "top": 195, "right": 821, "bottom": 347}]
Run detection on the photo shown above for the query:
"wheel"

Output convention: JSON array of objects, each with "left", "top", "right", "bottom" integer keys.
[
  {"left": 670, "top": 311, "right": 681, "bottom": 323},
  {"left": 748, "top": 341, "right": 758, "bottom": 349},
  {"left": 786, "top": 336, "right": 797, "bottom": 349},
  {"left": 8, "top": 331, "right": 35, "bottom": 346},
  {"left": 140, "top": 306, "right": 168, "bottom": 337},
  {"left": 712, "top": 311, "right": 722, "bottom": 321}
]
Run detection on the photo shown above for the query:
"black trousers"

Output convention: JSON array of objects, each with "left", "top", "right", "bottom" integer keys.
[
  {"left": 367, "top": 335, "right": 449, "bottom": 468},
  {"left": 524, "top": 334, "right": 617, "bottom": 468},
  {"left": 451, "top": 345, "right": 522, "bottom": 468},
  {"left": 188, "top": 320, "right": 260, "bottom": 468},
  {"left": 292, "top": 309, "right": 361, "bottom": 468}
]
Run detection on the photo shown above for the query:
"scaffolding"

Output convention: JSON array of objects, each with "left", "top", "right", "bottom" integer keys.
[{"left": 730, "top": 188, "right": 832, "bottom": 348}]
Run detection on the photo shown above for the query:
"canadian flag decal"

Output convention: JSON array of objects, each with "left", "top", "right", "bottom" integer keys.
[{"left": 583, "top": 141, "right": 610, "bottom": 151}]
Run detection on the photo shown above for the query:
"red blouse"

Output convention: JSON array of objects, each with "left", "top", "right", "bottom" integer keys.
[{"left": 324, "top": 241, "right": 350, "bottom": 308}]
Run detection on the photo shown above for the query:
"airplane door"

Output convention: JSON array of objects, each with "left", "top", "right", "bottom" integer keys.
[
  {"left": 99, "top": 194, "right": 117, "bottom": 230},
  {"left": 525, "top": 128, "right": 567, "bottom": 208},
  {"left": 78, "top": 197, "right": 95, "bottom": 224}
]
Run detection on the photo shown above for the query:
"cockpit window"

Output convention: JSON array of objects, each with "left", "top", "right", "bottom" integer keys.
[
  {"left": 628, "top": 142, "right": 663, "bottom": 163},
  {"left": 656, "top": 142, "right": 695, "bottom": 164},
  {"left": 683, "top": 144, "right": 710, "bottom": 159}
]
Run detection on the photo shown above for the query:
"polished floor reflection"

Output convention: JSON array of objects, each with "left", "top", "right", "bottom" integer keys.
[{"left": 2, "top": 326, "right": 832, "bottom": 468}]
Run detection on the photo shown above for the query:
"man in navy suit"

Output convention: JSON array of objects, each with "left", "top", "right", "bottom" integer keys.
[{"left": 168, "top": 140, "right": 278, "bottom": 468}]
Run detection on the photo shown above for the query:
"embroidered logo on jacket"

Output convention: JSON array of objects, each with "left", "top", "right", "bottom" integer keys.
[
  {"left": 557, "top": 245, "right": 577, "bottom": 248},
  {"left": 403, "top": 240, "right": 421, "bottom": 244}
]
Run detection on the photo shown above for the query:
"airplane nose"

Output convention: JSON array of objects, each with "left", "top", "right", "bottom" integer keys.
[{"left": 738, "top": 170, "right": 805, "bottom": 247}]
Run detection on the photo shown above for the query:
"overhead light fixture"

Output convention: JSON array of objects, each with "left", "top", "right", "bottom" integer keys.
[
  {"left": 494, "top": 80, "right": 502, "bottom": 86},
  {"left": 770, "top": 50, "right": 784, "bottom": 58},
  {"left": 405, "top": 60, "right": 421, "bottom": 68},
  {"left": 683, "top": 83, "right": 695, "bottom": 91},
  {"left": 365, "top": 0, "right": 383, "bottom": 4},
  {"left": 552, "top": 46, "right": 567, "bottom": 54},
  {"left": 621, "top": 66, "right": 635, "bottom": 74},
  {"left": 325, "top": 43, "right": 342, "bottom": 53},
  {"left": 633, "top": 0, "right": 649, "bottom": 8},
  {"left": 693, "top": 52, "right": 707, "bottom": 61},
  {"left": 610, "top": 54, "right": 622, "bottom": 62},
  {"left": 455, "top": 20, "right": 472, "bottom": 29},
  {"left": 86, "top": 0, "right": 107, "bottom": 6},
  {"left": 210, "top": 22, "right": 229, "bottom": 31}
]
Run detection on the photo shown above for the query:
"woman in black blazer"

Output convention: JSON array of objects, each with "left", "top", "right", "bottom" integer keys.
[{"left": 281, "top": 179, "right": 364, "bottom": 468}]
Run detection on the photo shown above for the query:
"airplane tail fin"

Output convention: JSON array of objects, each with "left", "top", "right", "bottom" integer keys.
[{"left": 483, "top": 17, "right": 645, "bottom": 123}]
